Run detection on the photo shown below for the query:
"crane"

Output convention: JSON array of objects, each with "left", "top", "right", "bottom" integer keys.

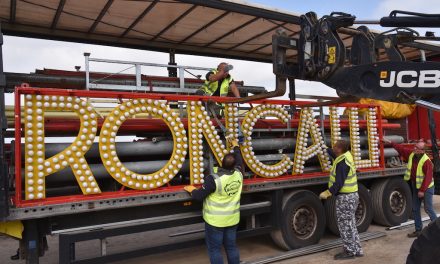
[{"left": 266, "top": 10, "right": 440, "bottom": 192}]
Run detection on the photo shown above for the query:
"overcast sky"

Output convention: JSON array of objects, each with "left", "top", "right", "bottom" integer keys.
[{"left": 3, "top": 0, "right": 440, "bottom": 106}]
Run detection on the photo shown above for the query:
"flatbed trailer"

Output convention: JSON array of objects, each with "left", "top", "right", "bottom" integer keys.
[{"left": 0, "top": 84, "right": 412, "bottom": 263}]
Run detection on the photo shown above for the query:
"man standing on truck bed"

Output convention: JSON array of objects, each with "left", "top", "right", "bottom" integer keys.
[
  {"left": 319, "top": 140, "right": 364, "bottom": 260},
  {"left": 383, "top": 138, "right": 437, "bottom": 237},
  {"left": 196, "top": 62, "right": 241, "bottom": 98},
  {"left": 184, "top": 136, "right": 243, "bottom": 264}
]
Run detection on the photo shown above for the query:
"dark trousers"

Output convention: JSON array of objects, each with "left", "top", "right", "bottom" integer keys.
[
  {"left": 205, "top": 222, "right": 240, "bottom": 264},
  {"left": 411, "top": 181, "right": 437, "bottom": 231}
]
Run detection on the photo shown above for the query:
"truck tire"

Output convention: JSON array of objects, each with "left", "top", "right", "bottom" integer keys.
[
  {"left": 324, "top": 183, "right": 373, "bottom": 235},
  {"left": 371, "top": 177, "right": 412, "bottom": 226},
  {"left": 406, "top": 218, "right": 440, "bottom": 264},
  {"left": 270, "top": 190, "right": 326, "bottom": 250}
]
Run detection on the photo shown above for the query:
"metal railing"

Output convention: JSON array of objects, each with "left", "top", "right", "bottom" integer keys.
[{"left": 84, "top": 53, "right": 211, "bottom": 93}]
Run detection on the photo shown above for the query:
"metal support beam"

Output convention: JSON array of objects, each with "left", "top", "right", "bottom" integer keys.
[
  {"left": 402, "top": 41, "right": 440, "bottom": 53},
  {"left": 120, "top": 0, "right": 159, "bottom": 37},
  {"left": 288, "top": 78, "right": 296, "bottom": 117},
  {"left": 135, "top": 64, "right": 141, "bottom": 90},
  {"left": 23, "top": 220, "right": 40, "bottom": 264},
  {"left": 84, "top": 52, "right": 90, "bottom": 90},
  {"left": 288, "top": 78, "right": 296, "bottom": 101},
  {"left": 204, "top": 17, "right": 260, "bottom": 47},
  {"left": 178, "top": 11, "right": 229, "bottom": 44},
  {"left": 151, "top": 5, "right": 197, "bottom": 41},
  {"left": 174, "top": 0, "right": 300, "bottom": 24},
  {"left": 251, "top": 232, "right": 386, "bottom": 264},
  {"left": 0, "top": 25, "right": 8, "bottom": 220},
  {"left": 88, "top": 0, "right": 114, "bottom": 33},
  {"left": 267, "top": 19, "right": 297, "bottom": 34},
  {"left": 270, "top": 190, "right": 283, "bottom": 229},
  {"left": 168, "top": 49, "right": 177, "bottom": 77},
  {"left": 229, "top": 22, "right": 287, "bottom": 50},
  {"left": 51, "top": 0, "right": 66, "bottom": 29},
  {"left": 249, "top": 31, "right": 299, "bottom": 54},
  {"left": 9, "top": 0, "right": 16, "bottom": 23}
]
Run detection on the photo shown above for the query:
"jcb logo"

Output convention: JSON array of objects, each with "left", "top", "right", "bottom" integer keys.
[{"left": 379, "top": 70, "right": 440, "bottom": 88}]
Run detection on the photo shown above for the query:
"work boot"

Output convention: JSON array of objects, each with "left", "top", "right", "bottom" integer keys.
[
  {"left": 407, "top": 231, "right": 421, "bottom": 238},
  {"left": 334, "top": 251, "right": 355, "bottom": 260},
  {"left": 355, "top": 252, "right": 364, "bottom": 257},
  {"left": 10, "top": 249, "right": 19, "bottom": 260}
]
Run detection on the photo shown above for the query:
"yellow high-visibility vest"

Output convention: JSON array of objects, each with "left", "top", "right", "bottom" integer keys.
[
  {"left": 404, "top": 153, "right": 434, "bottom": 189},
  {"left": 203, "top": 170, "right": 242, "bottom": 227},
  {"left": 328, "top": 151, "right": 358, "bottom": 193},
  {"left": 201, "top": 69, "right": 233, "bottom": 97}
]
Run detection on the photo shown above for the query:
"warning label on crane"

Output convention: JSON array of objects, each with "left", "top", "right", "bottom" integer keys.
[{"left": 328, "top": 46, "right": 336, "bottom": 64}]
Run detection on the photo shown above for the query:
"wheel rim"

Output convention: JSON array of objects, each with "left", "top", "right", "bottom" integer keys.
[
  {"left": 291, "top": 205, "right": 317, "bottom": 240},
  {"left": 355, "top": 197, "right": 367, "bottom": 226},
  {"left": 389, "top": 189, "right": 406, "bottom": 216}
]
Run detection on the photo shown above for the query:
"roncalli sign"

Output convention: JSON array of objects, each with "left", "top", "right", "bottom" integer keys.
[{"left": 21, "top": 93, "right": 380, "bottom": 201}]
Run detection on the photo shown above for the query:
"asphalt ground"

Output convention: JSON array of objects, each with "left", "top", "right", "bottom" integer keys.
[{"left": 1, "top": 196, "right": 439, "bottom": 264}]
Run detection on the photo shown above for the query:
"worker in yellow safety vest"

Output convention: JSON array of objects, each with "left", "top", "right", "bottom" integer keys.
[
  {"left": 184, "top": 136, "right": 243, "bottom": 264},
  {"left": 196, "top": 62, "right": 241, "bottom": 98},
  {"left": 320, "top": 140, "right": 364, "bottom": 260},
  {"left": 383, "top": 138, "right": 437, "bottom": 237}
]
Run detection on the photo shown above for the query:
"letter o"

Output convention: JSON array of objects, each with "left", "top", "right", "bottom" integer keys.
[{"left": 99, "top": 99, "right": 187, "bottom": 190}]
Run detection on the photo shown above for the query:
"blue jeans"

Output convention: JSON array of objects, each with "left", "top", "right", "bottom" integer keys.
[
  {"left": 205, "top": 222, "right": 240, "bottom": 264},
  {"left": 411, "top": 181, "right": 437, "bottom": 231}
]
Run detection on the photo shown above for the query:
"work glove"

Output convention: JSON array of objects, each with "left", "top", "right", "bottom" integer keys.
[
  {"left": 319, "top": 190, "right": 332, "bottom": 200},
  {"left": 226, "top": 134, "right": 239, "bottom": 149},
  {"left": 184, "top": 185, "right": 197, "bottom": 193}
]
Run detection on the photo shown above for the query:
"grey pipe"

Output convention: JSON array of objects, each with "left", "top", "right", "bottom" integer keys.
[
  {"left": 26, "top": 135, "right": 404, "bottom": 160},
  {"left": 34, "top": 148, "right": 398, "bottom": 184},
  {"left": 257, "top": 148, "right": 398, "bottom": 163},
  {"left": 41, "top": 159, "right": 196, "bottom": 184}
]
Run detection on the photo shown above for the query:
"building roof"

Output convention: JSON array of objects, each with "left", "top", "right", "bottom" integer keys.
[{"left": 0, "top": 0, "right": 439, "bottom": 62}]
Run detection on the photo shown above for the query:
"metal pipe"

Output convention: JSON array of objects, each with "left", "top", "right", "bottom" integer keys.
[
  {"left": 258, "top": 148, "right": 398, "bottom": 162},
  {"left": 88, "top": 57, "right": 211, "bottom": 71},
  {"left": 84, "top": 52, "right": 90, "bottom": 90},
  {"left": 386, "top": 214, "right": 440, "bottom": 230},
  {"left": 337, "top": 27, "right": 363, "bottom": 35},
  {"left": 228, "top": 74, "right": 286, "bottom": 103},
  {"left": 179, "top": 67, "right": 185, "bottom": 89},
  {"left": 135, "top": 64, "right": 141, "bottom": 90},
  {"left": 23, "top": 136, "right": 404, "bottom": 160},
  {"left": 33, "top": 148, "right": 399, "bottom": 184},
  {"left": 4, "top": 72, "right": 266, "bottom": 94},
  {"left": 353, "top": 20, "right": 380, "bottom": 25},
  {"left": 41, "top": 159, "right": 193, "bottom": 183},
  {"left": 250, "top": 232, "right": 386, "bottom": 264},
  {"left": 228, "top": 33, "right": 287, "bottom": 103},
  {"left": 415, "top": 99, "right": 440, "bottom": 111}
]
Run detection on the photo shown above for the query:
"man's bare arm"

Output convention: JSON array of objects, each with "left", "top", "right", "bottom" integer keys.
[{"left": 230, "top": 82, "right": 240, "bottom": 98}]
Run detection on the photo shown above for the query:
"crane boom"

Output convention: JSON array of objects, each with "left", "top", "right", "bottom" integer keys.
[{"left": 272, "top": 10, "right": 440, "bottom": 105}]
